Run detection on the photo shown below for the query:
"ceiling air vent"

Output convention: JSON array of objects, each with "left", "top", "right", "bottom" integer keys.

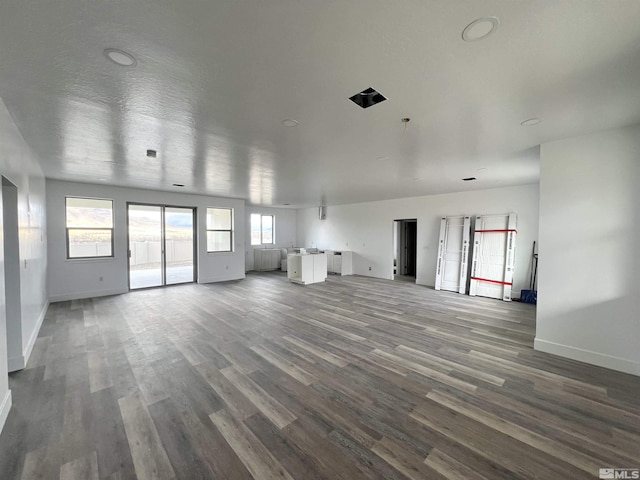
[{"left": 349, "top": 87, "right": 387, "bottom": 109}]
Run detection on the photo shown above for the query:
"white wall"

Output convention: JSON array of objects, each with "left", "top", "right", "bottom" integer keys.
[
  {"left": 297, "top": 184, "right": 540, "bottom": 293},
  {"left": 47, "top": 180, "right": 246, "bottom": 301},
  {"left": 2, "top": 180, "right": 22, "bottom": 370},
  {"left": 536, "top": 124, "right": 640, "bottom": 376},
  {"left": 245, "top": 206, "right": 297, "bottom": 271},
  {"left": 0, "top": 98, "right": 48, "bottom": 432}
]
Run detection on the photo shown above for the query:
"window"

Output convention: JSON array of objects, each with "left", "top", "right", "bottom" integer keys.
[
  {"left": 66, "top": 197, "right": 114, "bottom": 258},
  {"left": 207, "top": 207, "right": 233, "bottom": 252},
  {"left": 251, "top": 214, "right": 274, "bottom": 245}
]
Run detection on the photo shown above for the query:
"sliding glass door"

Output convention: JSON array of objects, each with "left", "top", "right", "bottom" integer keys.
[
  {"left": 165, "top": 207, "right": 195, "bottom": 285},
  {"left": 128, "top": 204, "right": 196, "bottom": 289}
]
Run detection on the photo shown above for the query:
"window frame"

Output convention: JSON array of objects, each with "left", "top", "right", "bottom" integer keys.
[
  {"left": 65, "top": 196, "right": 115, "bottom": 260},
  {"left": 206, "top": 207, "right": 234, "bottom": 253},
  {"left": 250, "top": 213, "right": 275, "bottom": 246}
]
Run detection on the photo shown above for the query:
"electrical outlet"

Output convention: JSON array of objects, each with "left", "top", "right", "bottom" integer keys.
[
  {"left": 99, "top": 276, "right": 103, "bottom": 282},
  {"left": 369, "top": 266, "right": 372, "bottom": 271}
]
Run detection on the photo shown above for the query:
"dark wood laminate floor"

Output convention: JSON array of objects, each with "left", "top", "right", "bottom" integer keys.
[{"left": 1, "top": 273, "right": 639, "bottom": 480}]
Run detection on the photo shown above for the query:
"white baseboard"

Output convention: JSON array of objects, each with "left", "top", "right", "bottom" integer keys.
[
  {"left": 22, "top": 300, "right": 49, "bottom": 367},
  {"left": 534, "top": 338, "right": 640, "bottom": 376},
  {"left": 8, "top": 300, "right": 49, "bottom": 373},
  {"left": 198, "top": 274, "right": 246, "bottom": 284},
  {"left": 0, "top": 390, "right": 12, "bottom": 434},
  {"left": 49, "top": 287, "right": 127, "bottom": 303}
]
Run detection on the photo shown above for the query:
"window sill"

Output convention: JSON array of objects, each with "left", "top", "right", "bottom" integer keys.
[{"left": 65, "top": 256, "right": 115, "bottom": 263}]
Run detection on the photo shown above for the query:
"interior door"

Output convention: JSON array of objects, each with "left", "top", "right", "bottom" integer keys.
[
  {"left": 435, "top": 216, "right": 471, "bottom": 294},
  {"left": 470, "top": 213, "right": 517, "bottom": 301}
]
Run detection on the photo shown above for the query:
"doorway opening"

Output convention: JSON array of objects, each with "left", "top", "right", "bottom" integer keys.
[
  {"left": 127, "top": 204, "right": 196, "bottom": 290},
  {"left": 2, "top": 177, "right": 23, "bottom": 371},
  {"left": 393, "top": 219, "right": 417, "bottom": 282}
]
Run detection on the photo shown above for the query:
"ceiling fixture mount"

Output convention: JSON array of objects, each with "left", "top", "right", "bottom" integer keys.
[
  {"left": 462, "top": 17, "right": 500, "bottom": 42},
  {"left": 282, "top": 119, "right": 299, "bottom": 127},
  {"left": 401, "top": 117, "right": 411, "bottom": 137},
  {"left": 349, "top": 87, "right": 387, "bottom": 109},
  {"left": 463, "top": 177, "right": 477, "bottom": 181},
  {"left": 103, "top": 48, "right": 137, "bottom": 67},
  {"left": 521, "top": 118, "right": 542, "bottom": 126},
  {"left": 172, "top": 183, "right": 185, "bottom": 187},
  {"left": 146, "top": 149, "right": 157, "bottom": 158}
]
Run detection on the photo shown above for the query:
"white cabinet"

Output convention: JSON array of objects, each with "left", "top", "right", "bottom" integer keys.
[
  {"left": 325, "top": 250, "right": 353, "bottom": 275},
  {"left": 287, "top": 253, "right": 327, "bottom": 285},
  {"left": 254, "top": 248, "right": 281, "bottom": 271}
]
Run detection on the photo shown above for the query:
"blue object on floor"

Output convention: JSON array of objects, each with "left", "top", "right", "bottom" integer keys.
[{"left": 521, "top": 289, "right": 537, "bottom": 304}]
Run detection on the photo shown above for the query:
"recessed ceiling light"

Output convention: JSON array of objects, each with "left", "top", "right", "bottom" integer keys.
[
  {"left": 463, "top": 177, "right": 477, "bottom": 181},
  {"left": 349, "top": 87, "right": 387, "bottom": 109},
  {"left": 282, "top": 119, "right": 299, "bottom": 127},
  {"left": 462, "top": 17, "right": 500, "bottom": 42},
  {"left": 103, "top": 48, "right": 137, "bottom": 67},
  {"left": 521, "top": 118, "right": 542, "bottom": 126},
  {"left": 172, "top": 183, "right": 184, "bottom": 187},
  {"left": 146, "top": 149, "right": 157, "bottom": 158},
  {"left": 477, "top": 167, "right": 488, "bottom": 173}
]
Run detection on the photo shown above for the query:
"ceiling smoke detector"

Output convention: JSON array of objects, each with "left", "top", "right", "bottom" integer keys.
[
  {"left": 103, "top": 48, "right": 137, "bottom": 67},
  {"left": 349, "top": 87, "right": 387, "bottom": 109}
]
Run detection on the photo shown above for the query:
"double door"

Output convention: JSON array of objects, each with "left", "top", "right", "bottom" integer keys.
[{"left": 128, "top": 204, "right": 196, "bottom": 289}]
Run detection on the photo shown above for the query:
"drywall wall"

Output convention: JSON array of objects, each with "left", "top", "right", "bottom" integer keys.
[
  {"left": 245, "top": 206, "right": 297, "bottom": 271},
  {"left": 297, "top": 184, "right": 539, "bottom": 294},
  {"left": 2, "top": 179, "right": 22, "bottom": 371},
  {"left": 536, "top": 124, "right": 640, "bottom": 375},
  {"left": 47, "top": 180, "right": 246, "bottom": 301},
  {"left": 0, "top": 98, "right": 48, "bottom": 432}
]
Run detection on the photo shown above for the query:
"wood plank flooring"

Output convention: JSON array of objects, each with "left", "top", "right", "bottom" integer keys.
[{"left": 1, "top": 272, "right": 639, "bottom": 479}]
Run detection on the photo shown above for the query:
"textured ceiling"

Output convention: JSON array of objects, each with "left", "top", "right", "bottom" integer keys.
[{"left": 1, "top": 1, "right": 640, "bottom": 207}]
